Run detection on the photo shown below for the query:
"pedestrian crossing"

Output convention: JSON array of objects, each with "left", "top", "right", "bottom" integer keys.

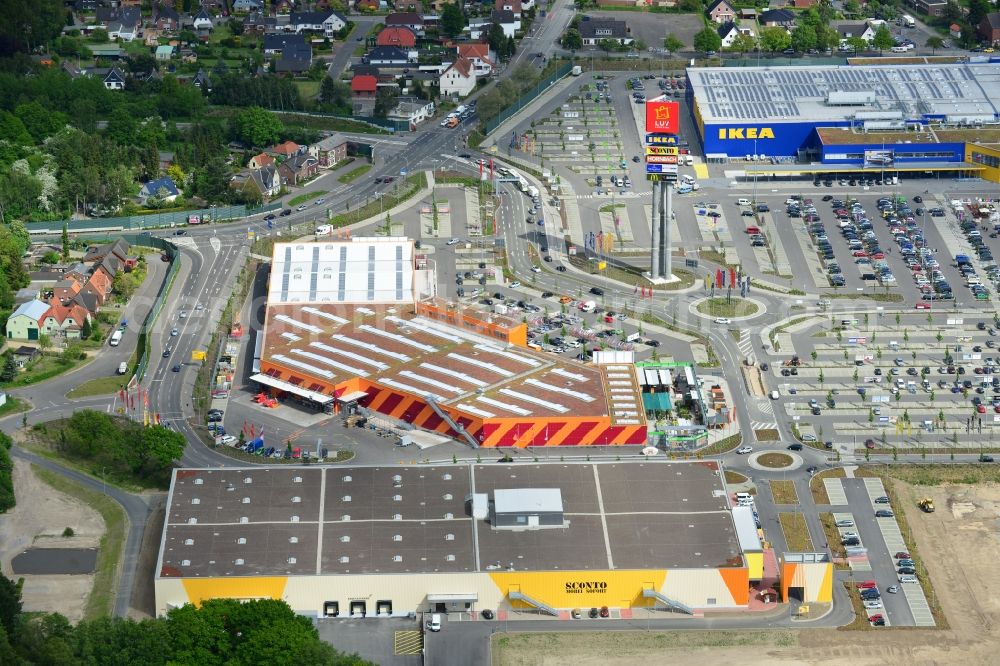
[
  {"left": 751, "top": 420, "right": 778, "bottom": 431},
  {"left": 738, "top": 330, "right": 754, "bottom": 364},
  {"left": 755, "top": 398, "right": 774, "bottom": 415}
]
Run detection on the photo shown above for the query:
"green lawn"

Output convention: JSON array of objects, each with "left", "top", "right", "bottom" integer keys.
[
  {"left": 0, "top": 353, "right": 89, "bottom": 389},
  {"left": 33, "top": 465, "right": 127, "bottom": 620},
  {"left": 696, "top": 297, "right": 760, "bottom": 318},
  {"left": 66, "top": 373, "right": 131, "bottom": 399},
  {"left": 288, "top": 190, "right": 328, "bottom": 207},
  {"left": 294, "top": 80, "right": 321, "bottom": 101},
  {"left": 0, "top": 396, "right": 29, "bottom": 420},
  {"left": 337, "top": 164, "right": 372, "bottom": 184}
]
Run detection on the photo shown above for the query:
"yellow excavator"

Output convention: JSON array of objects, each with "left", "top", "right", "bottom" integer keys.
[{"left": 918, "top": 498, "right": 935, "bottom": 513}]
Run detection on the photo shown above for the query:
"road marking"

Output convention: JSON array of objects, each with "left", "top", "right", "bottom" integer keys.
[{"left": 393, "top": 630, "right": 423, "bottom": 655}]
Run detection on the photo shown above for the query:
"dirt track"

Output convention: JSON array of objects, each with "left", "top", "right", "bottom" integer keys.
[{"left": 495, "top": 479, "right": 1000, "bottom": 666}]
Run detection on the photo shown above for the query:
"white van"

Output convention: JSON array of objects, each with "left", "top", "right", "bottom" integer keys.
[
  {"left": 737, "top": 198, "right": 752, "bottom": 206},
  {"left": 428, "top": 614, "right": 442, "bottom": 631},
  {"left": 770, "top": 389, "right": 780, "bottom": 399},
  {"left": 735, "top": 492, "right": 753, "bottom": 502},
  {"left": 316, "top": 224, "right": 332, "bottom": 236},
  {"left": 117, "top": 362, "right": 128, "bottom": 375}
]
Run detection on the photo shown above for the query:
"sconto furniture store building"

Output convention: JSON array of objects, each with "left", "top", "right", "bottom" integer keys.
[{"left": 154, "top": 461, "right": 833, "bottom": 618}]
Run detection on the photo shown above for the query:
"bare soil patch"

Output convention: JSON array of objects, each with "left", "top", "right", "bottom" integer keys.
[{"left": 0, "top": 457, "right": 103, "bottom": 622}]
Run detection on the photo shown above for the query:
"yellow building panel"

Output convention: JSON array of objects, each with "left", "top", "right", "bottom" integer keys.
[
  {"left": 744, "top": 552, "right": 764, "bottom": 581},
  {"left": 968, "top": 143, "right": 1000, "bottom": 184},
  {"left": 489, "top": 570, "right": 667, "bottom": 609},
  {"left": 181, "top": 577, "right": 288, "bottom": 607}
]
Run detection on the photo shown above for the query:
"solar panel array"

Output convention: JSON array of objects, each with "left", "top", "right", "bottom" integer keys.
[{"left": 691, "top": 64, "right": 1000, "bottom": 123}]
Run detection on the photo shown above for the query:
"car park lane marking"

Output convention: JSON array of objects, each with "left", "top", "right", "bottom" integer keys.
[{"left": 824, "top": 479, "right": 849, "bottom": 506}]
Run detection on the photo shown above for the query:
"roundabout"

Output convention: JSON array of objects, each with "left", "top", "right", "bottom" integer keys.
[
  {"left": 748, "top": 450, "right": 803, "bottom": 472},
  {"left": 690, "top": 296, "right": 765, "bottom": 320}
]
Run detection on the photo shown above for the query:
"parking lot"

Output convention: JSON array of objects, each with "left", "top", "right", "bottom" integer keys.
[{"left": 766, "top": 309, "right": 1000, "bottom": 455}]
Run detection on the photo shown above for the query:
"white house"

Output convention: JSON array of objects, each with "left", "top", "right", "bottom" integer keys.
[
  {"left": 193, "top": 6, "right": 215, "bottom": 31},
  {"left": 491, "top": 10, "right": 520, "bottom": 38},
  {"left": 718, "top": 22, "right": 755, "bottom": 48},
  {"left": 288, "top": 11, "right": 347, "bottom": 36},
  {"left": 456, "top": 43, "right": 495, "bottom": 77},
  {"left": 439, "top": 57, "right": 476, "bottom": 98},
  {"left": 139, "top": 177, "right": 180, "bottom": 204},
  {"left": 389, "top": 98, "right": 436, "bottom": 127}
]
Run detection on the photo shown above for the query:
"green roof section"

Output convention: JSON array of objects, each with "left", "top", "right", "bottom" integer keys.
[{"left": 642, "top": 393, "right": 671, "bottom": 412}]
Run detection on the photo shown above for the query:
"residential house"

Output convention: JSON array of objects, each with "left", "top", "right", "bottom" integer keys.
[
  {"left": 242, "top": 11, "right": 269, "bottom": 33},
  {"left": 376, "top": 26, "right": 417, "bottom": 48},
  {"left": 789, "top": 0, "right": 815, "bottom": 7},
  {"left": 230, "top": 165, "right": 282, "bottom": 199},
  {"left": 288, "top": 11, "right": 347, "bottom": 36},
  {"left": 277, "top": 153, "right": 320, "bottom": 185},
  {"left": 6, "top": 300, "right": 50, "bottom": 341},
  {"left": 835, "top": 21, "right": 876, "bottom": 42},
  {"left": 96, "top": 6, "right": 141, "bottom": 41},
  {"left": 309, "top": 135, "right": 350, "bottom": 167},
  {"left": 456, "top": 42, "right": 494, "bottom": 77},
  {"left": 718, "top": 22, "right": 755, "bottom": 48},
  {"left": 83, "top": 239, "right": 130, "bottom": 268},
  {"left": 275, "top": 40, "right": 313, "bottom": 73},
  {"left": 155, "top": 5, "right": 181, "bottom": 31},
  {"left": 759, "top": 9, "right": 796, "bottom": 27},
  {"left": 356, "top": 0, "right": 383, "bottom": 9},
  {"left": 350, "top": 74, "right": 380, "bottom": 101},
  {"left": 579, "top": 19, "right": 632, "bottom": 46},
  {"left": 248, "top": 152, "right": 276, "bottom": 169},
  {"left": 232, "top": 0, "right": 263, "bottom": 12},
  {"left": 495, "top": 0, "right": 522, "bottom": 17},
  {"left": 192, "top": 69, "right": 212, "bottom": 92},
  {"left": 980, "top": 12, "right": 1000, "bottom": 45},
  {"left": 439, "top": 57, "right": 476, "bottom": 97},
  {"left": 914, "top": 0, "right": 947, "bottom": 18},
  {"left": 193, "top": 6, "right": 215, "bottom": 31},
  {"left": 53, "top": 278, "right": 82, "bottom": 305},
  {"left": 491, "top": 10, "right": 520, "bottom": 38},
  {"left": 39, "top": 302, "right": 91, "bottom": 340},
  {"left": 72, "top": 291, "right": 100, "bottom": 315},
  {"left": 81, "top": 267, "right": 114, "bottom": 306},
  {"left": 12, "top": 346, "right": 40, "bottom": 368},
  {"left": 263, "top": 34, "right": 307, "bottom": 57},
  {"left": 139, "top": 177, "right": 180, "bottom": 204},
  {"left": 274, "top": 0, "right": 294, "bottom": 12},
  {"left": 101, "top": 67, "right": 126, "bottom": 90},
  {"left": 466, "top": 17, "right": 491, "bottom": 40},
  {"left": 155, "top": 44, "right": 174, "bottom": 61},
  {"left": 389, "top": 98, "right": 435, "bottom": 127},
  {"left": 950, "top": 23, "right": 962, "bottom": 39},
  {"left": 367, "top": 45, "right": 412, "bottom": 65},
  {"left": 738, "top": 8, "right": 757, "bottom": 20},
  {"left": 706, "top": 0, "right": 736, "bottom": 24},
  {"left": 270, "top": 140, "right": 303, "bottom": 158},
  {"left": 385, "top": 12, "right": 425, "bottom": 35}
]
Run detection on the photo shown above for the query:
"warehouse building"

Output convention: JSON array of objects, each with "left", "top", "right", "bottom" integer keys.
[
  {"left": 154, "top": 461, "right": 753, "bottom": 617},
  {"left": 687, "top": 62, "right": 1000, "bottom": 177}
]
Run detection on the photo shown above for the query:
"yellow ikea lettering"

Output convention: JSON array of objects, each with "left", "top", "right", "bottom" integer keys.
[{"left": 717, "top": 128, "right": 775, "bottom": 140}]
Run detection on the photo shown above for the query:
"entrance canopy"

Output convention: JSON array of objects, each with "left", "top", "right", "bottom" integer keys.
[
  {"left": 337, "top": 390, "right": 368, "bottom": 403},
  {"left": 251, "top": 373, "right": 334, "bottom": 404}
]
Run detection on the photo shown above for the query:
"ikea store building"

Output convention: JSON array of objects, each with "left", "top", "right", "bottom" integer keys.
[{"left": 687, "top": 62, "right": 1000, "bottom": 175}]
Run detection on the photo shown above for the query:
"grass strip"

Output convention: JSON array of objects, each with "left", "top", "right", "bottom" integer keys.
[
  {"left": 288, "top": 190, "right": 328, "bottom": 207},
  {"left": 810, "top": 468, "right": 846, "bottom": 505},
  {"left": 819, "top": 512, "right": 850, "bottom": 569},
  {"left": 778, "top": 512, "right": 814, "bottom": 552},
  {"left": 32, "top": 464, "right": 127, "bottom": 620},
  {"left": 337, "top": 164, "right": 371, "bottom": 183},
  {"left": 770, "top": 479, "right": 798, "bottom": 505}
]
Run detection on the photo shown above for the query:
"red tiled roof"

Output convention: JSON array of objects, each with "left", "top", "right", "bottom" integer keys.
[
  {"left": 457, "top": 42, "right": 490, "bottom": 60},
  {"left": 271, "top": 140, "right": 301, "bottom": 156},
  {"left": 44, "top": 301, "right": 90, "bottom": 328},
  {"left": 495, "top": 0, "right": 522, "bottom": 12},
  {"left": 86, "top": 269, "right": 112, "bottom": 297},
  {"left": 447, "top": 57, "right": 474, "bottom": 78},
  {"left": 351, "top": 74, "right": 378, "bottom": 93},
  {"left": 376, "top": 26, "right": 416, "bottom": 48},
  {"left": 250, "top": 152, "right": 275, "bottom": 167}
]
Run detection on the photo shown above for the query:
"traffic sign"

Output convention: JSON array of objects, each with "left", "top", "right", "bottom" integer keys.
[
  {"left": 645, "top": 146, "right": 679, "bottom": 156},
  {"left": 646, "top": 163, "right": 679, "bottom": 173},
  {"left": 646, "top": 134, "right": 678, "bottom": 145},
  {"left": 646, "top": 155, "right": 678, "bottom": 165}
]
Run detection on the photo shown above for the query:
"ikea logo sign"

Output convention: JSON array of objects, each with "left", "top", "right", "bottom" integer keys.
[{"left": 717, "top": 127, "right": 775, "bottom": 140}]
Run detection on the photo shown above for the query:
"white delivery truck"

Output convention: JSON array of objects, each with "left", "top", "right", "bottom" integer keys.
[
  {"left": 109, "top": 329, "right": 123, "bottom": 346},
  {"left": 901, "top": 14, "right": 915, "bottom": 28},
  {"left": 579, "top": 300, "right": 597, "bottom": 313},
  {"left": 571, "top": 65, "right": 583, "bottom": 76},
  {"left": 118, "top": 362, "right": 128, "bottom": 375}
]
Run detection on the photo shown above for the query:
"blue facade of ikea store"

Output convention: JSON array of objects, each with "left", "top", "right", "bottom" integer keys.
[
  {"left": 819, "top": 141, "right": 967, "bottom": 165},
  {"left": 701, "top": 121, "right": 845, "bottom": 158}
]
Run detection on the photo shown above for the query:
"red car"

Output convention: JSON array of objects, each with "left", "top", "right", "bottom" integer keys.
[
  {"left": 915, "top": 301, "right": 931, "bottom": 310},
  {"left": 895, "top": 552, "right": 911, "bottom": 559},
  {"left": 852, "top": 251, "right": 868, "bottom": 257},
  {"left": 857, "top": 580, "right": 877, "bottom": 590},
  {"left": 978, "top": 404, "right": 987, "bottom": 414},
  {"left": 872, "top": 252, "right": 885, "bottom": 260}
]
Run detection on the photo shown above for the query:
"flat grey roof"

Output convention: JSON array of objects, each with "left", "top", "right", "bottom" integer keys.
[
  {"left": 493, "top": 488, "right": 563, "bottom": 514},
  {"left": 689, "top": 63, "right": 1000, "bottom": 124},
  {"left": 157, "top": 461, "right": 743, "bottom": 579}
]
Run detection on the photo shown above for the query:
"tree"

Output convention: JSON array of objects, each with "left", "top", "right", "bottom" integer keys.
[
  {"left": 728, "top": 33, "right": 758, "bottom": 56},
  {"left": 844, "top": 0, "right": 861, "bottom": 15},
  {"left": 0, "top": 0, "right": 68, "bottom": 57},
  {"left": 760, "top": 27, "right": 792, "bottom": 53},
  {"left": 846, "top": 36, "right": 867, "bottom": 54},
  {"left": 562, "top": 28, "right": 583, "bottom": 51},
  {"left": 61, "top": 223, "right": 69, "bottom": 260},
  {"left": 80, "top": 318, "right": 92, "bottom": 341},
  {"left": 440, "top": 3, "right": 466, "bottom": 38},
  {"left": 693, "top": 27, "right": 722, "bottom": 53},
  {"left": 925, "top": 36, "right": 945, "bottom": 54},
  {"left": 969, "top": 0, "right": 991, "bottom": 29},
  {"left": 0, "top": 353, "right": 15, "bottom": 382},
  {"left": 663, "top": 33, "right": 684, "bottom": 54},
  {"left": 231, "top": 106, "right": 283, "bottom": 148},
  {"left": 38, "top": 333, "right": 50, "bottom": 353},
  {"left": 791, "top": 24, "right": 817, "bottom": 53},
  {"left": 872, "top": 25, "right": 894, "bottom": 53},
  {"left": 373, "top": 86, "right": 397, "bottom": 118},
  {"left": 486, "top": 22, "right": 506, "bottom": 54},
  {"left": 319, "top": 77, "right": 351, "bottom": 110}
]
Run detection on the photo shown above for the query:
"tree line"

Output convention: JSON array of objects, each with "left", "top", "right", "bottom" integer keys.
[{"left": 0, "top": 576, "right": 372, "bottom": 666}]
